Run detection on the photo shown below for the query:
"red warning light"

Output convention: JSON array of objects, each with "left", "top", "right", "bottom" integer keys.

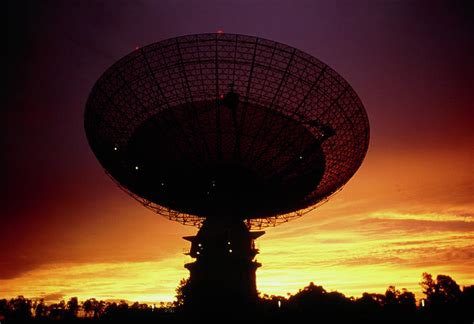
[
  {"left": 220, "top": 94, "right": 224, "bottom": 99},
  {"left": 217, "top": 30, "right": 224, "bottom": 35},
  {"left": 135, "top": 46, "right": 140, "bottom": 50}
]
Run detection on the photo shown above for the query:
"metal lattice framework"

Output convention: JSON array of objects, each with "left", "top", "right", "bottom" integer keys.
[{"left": 85, "top": 33, "right": 369, "bottom": 229}]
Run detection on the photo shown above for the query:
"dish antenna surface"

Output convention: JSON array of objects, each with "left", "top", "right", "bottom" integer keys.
[{"left": 85, "top": 33, "right": 369, "bottom": 308}]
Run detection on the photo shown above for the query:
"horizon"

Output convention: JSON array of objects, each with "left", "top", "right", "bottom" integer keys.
[
  {"left": 3, "top": 0, "right": 473, "bottom": 306},
  {"left": 1, "top": 271, "right": 471, "bottom": 305}
]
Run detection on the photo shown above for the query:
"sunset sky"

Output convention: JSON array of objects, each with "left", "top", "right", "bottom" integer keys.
[{"left": 3, "top": 0, "right": 473, "bottom": 303}]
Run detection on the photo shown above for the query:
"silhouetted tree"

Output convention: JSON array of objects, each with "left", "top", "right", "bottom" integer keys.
[
  {"left": 130, "top": 301, "right": 148, "bottom": 311},
  {"left": 437, "top": 274, "right": 461, "bottom": 303},
  {"left": 420, "top": 272, "right": 461, "bottom": 307},
  {"left": 8, "top": 296, "right": 32, "bottom": 321},
  {"left": 461, "top": 285, "right": 474, "bottom": 301},
  {"left": 261, "top": 294, "right": 287, "bottom": 310},
  {"left": 421, "top": 272, "right": 436, "bottom": 297},
  {"left": 102, "top": 300, "right": 130, "bottom": 320},
  {"left": 118, "top": 300, "right": 129, "bottom": 313},
  {"left": 325, "top": 290, "right": 352, "bottom": 309},
  {"left": 66, "top": 297, "right": 79, "bottom": 319},
  {"left": 383, "top": 285, "right": 416, "bottom": 319},
  {"left": 398, "top": 289, "right": 416, "bottom": 312},
  {"left": 289, "top": 282, "right": 327, "bottom": 313},
  {"left": 34, "top": 299, "right": 47, "bottom": 319},
  {"left": 96, "top": 300, "right": 106, "bottom": 318},
  {"left": 174, "top": 278, "right": 191, "bottom": 308},
  {"left": 83, "top": 298, "right": 107, "bottom": 318},
  {"left": 0, "top": 298, "right": 10, "bottom": 321},
  {"left": 384, "top": 285, "right": 399, "bottom": 308},
  {"left": 82, "top": 298, "right": 96, "bottom": 318},
  {"left": 357, "top": 292, "right": 385, "bottom": 308},
  {"left": 288, "top": 281, "right": 353, "bottom": 320},
  {"left": 48, "top": 300, "right": 66, "bottom": 320},
  {"left": 103, "top": 301, "right": 117, "bottom": 318},
  {"left": 460, "top": 285, "right": 474, "bottom": 312},
  {"left": 354, "top": 292, "right": 384, "bottom": 320}
]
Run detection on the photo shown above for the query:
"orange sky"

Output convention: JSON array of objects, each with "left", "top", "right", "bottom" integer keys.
[
  {"left": 3, "top": 1, "right": 473, "bottom": 304},
  {"left": 2, "top": 143, "right": 472, "bottom": 303}
]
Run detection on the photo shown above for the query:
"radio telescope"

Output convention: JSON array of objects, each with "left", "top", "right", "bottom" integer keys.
[{"left": 84, "top": 33, "right": 369, "bottom": 308}]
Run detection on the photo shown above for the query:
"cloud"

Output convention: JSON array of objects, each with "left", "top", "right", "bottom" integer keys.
[
  {"left": 359, "top": 217, "right": 474, "bottom": 234},
  {"left": 310, "top": 210, "right": 474, "bottom": 236},
  {"left": 0, "top": 260, "right": 42, "bottom": 280},
  {"left": 40, "top": 292, "right": 65, "bottom": 303},
  {"left": 256, "top": 209, "right": 474, "bottom": 298},
  {"left": 0, "top": 256, "right": 188, "bottom": 304}
]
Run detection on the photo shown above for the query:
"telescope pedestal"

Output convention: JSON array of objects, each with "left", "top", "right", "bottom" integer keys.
[{"left": 183, "top": 219, "right": 264, "bottom": 310}]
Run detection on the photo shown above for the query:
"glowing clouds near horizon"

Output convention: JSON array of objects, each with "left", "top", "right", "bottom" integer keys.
[
  {"left": 257, "top": 209, "right": 474, "bottom": 299},
  {"left": 1, "top": 208, "right": 472, "bottom": 303},
  {"left": 0, "top": 259, "right": 188, "bottom": 303}
]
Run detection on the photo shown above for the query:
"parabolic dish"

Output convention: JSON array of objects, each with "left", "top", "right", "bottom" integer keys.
[{"left": 84, "top": 33, "right": 369, "bottom": 228}]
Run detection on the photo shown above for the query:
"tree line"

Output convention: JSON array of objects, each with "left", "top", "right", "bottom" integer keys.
[{"left": 0, "top": 272, "right": 472, "bottom": 322}]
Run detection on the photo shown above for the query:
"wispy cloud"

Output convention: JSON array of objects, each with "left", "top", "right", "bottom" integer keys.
[
  {"left": 257, "top": 209, "right": 474, "bottom": 298},
  {"left": 0, "top": 257, "right": 189, "bottom": 303}
]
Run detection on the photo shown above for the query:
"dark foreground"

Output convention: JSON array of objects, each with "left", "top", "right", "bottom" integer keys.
[{"left": 1, "top": 273, "right": 473, "bottom": 323}]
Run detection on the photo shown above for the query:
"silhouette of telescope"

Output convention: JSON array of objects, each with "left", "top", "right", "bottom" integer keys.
[{"left": 84, "top": 33, "right": 369, "bottom": 309}]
